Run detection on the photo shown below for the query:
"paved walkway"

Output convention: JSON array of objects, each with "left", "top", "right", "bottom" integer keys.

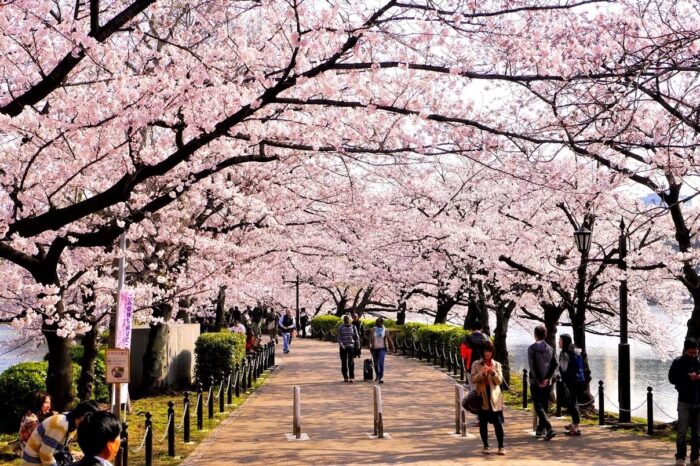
[{"left": 182, "top": 338, "right": 675, "bottom": 465}]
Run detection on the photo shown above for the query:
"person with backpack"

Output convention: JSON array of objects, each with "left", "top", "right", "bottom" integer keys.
[
  {"left": 558, "top": 333, "right": 585, "bottom": 436},
  {"left": 369, "top": 317, "right": 394, "bottom": 383},
  {"left": 527, "top": 325, "right": 558, "bottom": 440},
  {"left": 279, "top": 309, "right": 296, "bottom": 354},
  {"left": 337, "top": 314, "right": 359, "bottom": 383},
  {"left": 669, "top": 338, "right": 700, "bottom": 466},
  {"left": 22, "top": 400, "right": 99, "bottom": 466},
  {"left": 463, "top": 322, "right": 489, "bottom": 390},
  {"left": 471, "top": 340, "right": 506, "bottom": 456}
]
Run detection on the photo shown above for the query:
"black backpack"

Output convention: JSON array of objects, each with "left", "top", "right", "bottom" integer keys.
[
  {"left": 282, "top": 315, "right": 293, "bottom": 328},
  {"left": 363, "top": 359, "right": 373, "bottom": 381}
]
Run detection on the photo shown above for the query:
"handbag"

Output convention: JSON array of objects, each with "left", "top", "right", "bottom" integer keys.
[{"left": 462, "top": 389, "right": 482, "bottom": 415}]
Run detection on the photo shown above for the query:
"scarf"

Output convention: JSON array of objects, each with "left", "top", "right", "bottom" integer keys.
[{"left": 374, "top": 326, "right": 385, "bottom": 339}]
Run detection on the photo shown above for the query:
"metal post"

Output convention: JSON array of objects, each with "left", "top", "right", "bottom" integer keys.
[
  {"left": 235, "top": 364, "right": 241, "bottom": 398},
  {"left": 116, "top": 422, "right": 128, "bottom": 466},
  {"left": 111, "top": 232, "right": 127, "bottom": 420},
  {"left": 440, "top": 343, "right": 446, "bottom": 368},
  {"left": 183, "top": 392, "right": 190, "bottom": 443},
  {"left": 241, "top": 361, "right": 248, "bottom": 391},
  {"left": 145, "top": 412, "right": 153, "bottom": 466},
  {"left": 293, "top": 386, "right": 302, "bottom": 439},
  {"left": 196, "top": 383, "right": 203, "bottom": 430},
  {"left": 247, "top": 357, "right": 253, "bottom": 388},
  {"left": 295, "top": 275, "right": 300, "bottom": 331},
  {"left": 452, "top": 347, "right": 458, "bottom": 376},
  {"left": 522, "top": 369, "right": 528, "bottom": 409},
  {"left": 227, "top": 372, "right": 233, "bottom": 405},
  {"left": 555, "top": 376, "right": 563, "bottom": 417},
  {"left": 647, "top": 387, "right": 654, "bottom": 435},
  {"left": 219, "top": 377, "right": 225, "bottom": 413},
  {"left": 208, "top": 376, "right": 214, "bottom": 420},
  {"left": 373, "top": 385, "right": 384, "bottom": 438},
  {"left": 599, "top": 380, "right": 605, "bottom": 426},
  {"left": 455, "top": 385, "right": 464, "bottom": 434},
  {"left": 459, "top": 354, "right": 465, "bottom": 381},
  {"left": 618, "top": 218, "right": 631, "bottom": 423},
  {"left": 167, "top": 401, "right": 175, "bottom": 457}
]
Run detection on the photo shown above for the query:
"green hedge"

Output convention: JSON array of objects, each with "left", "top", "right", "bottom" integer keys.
[
  {"left": 0, "top": 361, "right": 80, "bottom": 432},
  {"left": 194, "top": 331, "right": 246, "bottom": 388},
  {"left": 68, "top": 346, "right": 109, "bottom": 403},
  {"left": 400, "top": 322, "right": 470, "bottom": 347},
  {"left": 310, "top": 315, "right": 342, "bottom": 336}
]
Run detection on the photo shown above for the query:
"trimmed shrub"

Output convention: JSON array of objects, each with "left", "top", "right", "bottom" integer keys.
[
  {"left": 68, "top": 346, "right": 109, "bottom": 403},
  {"left": 361, "top": 318, "right": 396, "bottom": 329},
  {"left": 400, "top": 322, "right": 470, "bottom": 348},
  {"left": 194, "top": 331, "right": 245, "bottom": 388},
  {"left": 310, "top": 315, "right": 342, "bottom": 336},
  {"left": 0, "top": 361, "right": 81, "bottom": 432}
]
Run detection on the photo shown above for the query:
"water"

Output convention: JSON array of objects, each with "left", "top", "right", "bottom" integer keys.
[
  {"left": 507, "top": 324, "right": 682, "bottom": 422},
  {"left": 0, "top": 326, "right": 46, "bottom": 373}
]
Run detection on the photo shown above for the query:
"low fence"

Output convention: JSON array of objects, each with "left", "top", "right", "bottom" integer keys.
[
  {"left": 114, "top": 342, "right": 275, "bottom": 466},
  {"left": 310, "top": 326, "right": 675, "bottom": 434}
]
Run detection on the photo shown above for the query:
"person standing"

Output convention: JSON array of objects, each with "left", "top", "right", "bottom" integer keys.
[
  {"left": 558, "top": 333, "right": 586, "bottom": 437},
  {"left": 22, "top": 400, "right": 99, "bottom": 466},
  {"left": 279, "top": 309, "right": 296, "bottom": 354},
  {"left": 337, "top": 315, "right": 358, "bottom": 383},
  {"left": 71, "top": 411, "right": 122, "bottom": 466},
  {"left": 471, "top": 340, "right": 506, "bottom": 456},
  {"left": 370, "top": 317, "right": 394, "bottom": 383},
  {"left": 669, "top": 338, "right": 700, "bottom": 466},
  {"left": 266, "top": 308, "right": 279, "bottom": 344},
  {"left": 351, "top": 314, "right": 365, "bottom": 359},
  {"left": 527, "top": 325, "right": 557, "bottom": 440},
  {"left": 299, "top": 308, "right": 309, "bottom": 338},
  {"left": 463, "top": 322, "right": 489, "bottom": 390}
]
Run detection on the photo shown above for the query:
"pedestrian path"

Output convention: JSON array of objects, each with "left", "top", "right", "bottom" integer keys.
[{"left": 181, "top": 338, "right": 674, "bottom": 465}]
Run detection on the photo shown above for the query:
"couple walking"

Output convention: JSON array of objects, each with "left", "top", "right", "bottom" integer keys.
[{"left": 338, "top": 315, "right": 393, "bottom": 383}]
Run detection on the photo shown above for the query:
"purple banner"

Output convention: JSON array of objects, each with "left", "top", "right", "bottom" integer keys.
[{"left": 116, "top": 290, "right": 134, "bottom": 349}]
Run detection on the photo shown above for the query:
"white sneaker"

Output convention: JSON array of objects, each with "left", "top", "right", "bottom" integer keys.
[
  {"left": 498, "top": 448, "right": 506, "bottom": 456},
  {"left": 482, "top": 447, "right": 490, "bottom": 455}
]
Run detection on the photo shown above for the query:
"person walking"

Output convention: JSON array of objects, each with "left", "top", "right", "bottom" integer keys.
[
  {"left": 71, "top": 411, "right": 122, "bottom": 466},
  {"left": 370, "top": 317, "right": 394, "bottom": 383},
  {"left": 527, "top": 325, "right": 557, "bottom": 440},
  {"left": 266, "top": 309, "right": 279, "bottom": 344},
  {"left": 351, "top": 313, "right": 365, "bottom": 359},
  {"left": 558, "top": 333, "right": 586, "bottom": 437},
  {"left": 22, "top": 400, "right": 99, "bottom": 466},
  {"left": 471, "top": 340, "right": 506, "bottom": 456},
  {"left": 299, "top": 308, "right": 309, "bottom": 338},
  {"left": 337, "top": 315, "right": 358, "bottom": 383},
  {"left": 279, "top": 309, "right": 296, "bottom": 354},
  {"left": 669, "top": 338, "right": 700, "bottom": 466}
]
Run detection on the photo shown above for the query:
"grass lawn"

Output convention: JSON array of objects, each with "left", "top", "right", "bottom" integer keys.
[{"left": 0, "top": 371, "right": 271, "bottom": 466}]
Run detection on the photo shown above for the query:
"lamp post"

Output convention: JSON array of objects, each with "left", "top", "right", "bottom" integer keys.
[
  {"left": 283, "top": 275, "right": 301, "bottom": 331},
  {"left": 573, "top": 219, "right": 630, "bottom": 423}
]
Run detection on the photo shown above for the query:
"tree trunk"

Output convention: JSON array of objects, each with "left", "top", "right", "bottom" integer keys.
[
  {"left": 435, "top": 288, "right": 454, "bottom": 324},
  {"left": 396, "top": 300, "right": 406, "bottom": 325},
  {"left": 44, "top": 316, "right": 74, "bottom": 411},
  {"left": 541, "top": 302, "right": 564, "bottom": 350},
  {"left": 214, "top": 285, "right": 226, "bottom": 332},
  {"left": 494, "top": 302, "right": 514, "bottom": 385},
  {"left": 140, "top": 303, "right": 173, "bottom": 396},
  {"left": 77, "top": 328, "right": 99, "bottom": 401}
]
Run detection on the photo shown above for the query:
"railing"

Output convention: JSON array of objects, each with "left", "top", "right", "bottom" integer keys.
[{"left": 119, "top": 341, "right": 275, "bottom": 465}]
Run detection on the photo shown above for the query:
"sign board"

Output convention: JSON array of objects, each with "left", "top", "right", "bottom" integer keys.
[
  {"left": 106, "top": 349, "right": 130, "bottom": 384},
  {"left": 115, "top": 290, "right": 134, "bottom": 349}
]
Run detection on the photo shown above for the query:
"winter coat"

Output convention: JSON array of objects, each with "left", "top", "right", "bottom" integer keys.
[
  {"left": 471, "top": 359, "right": 504, "bottom": 412},
  {"left": 669, "top": 355, "right": 700, "bottom": 404}
]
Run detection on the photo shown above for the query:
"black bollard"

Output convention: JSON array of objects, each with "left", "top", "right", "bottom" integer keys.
[
  {"left": 555, "top": 376, "right": 563, "bottom": 417},
  {"left": 208, "top": 376, "right": 215, "bottom": 420},
  {"left": 522, "top": 369, "right": 528, "bottom": 409},
  {"left": 167, "top": 401, "right": 175, "bottom": 457},
  {"left": 241, "top": 361, "right": 247, "bottom": 391},
  {"left": 145, "top": 412, "right": 153, "bottom": 466},
  {"left": 197, "top": 383, "right": 203, "bottom": 430},
  {"left": 247, "top": 357, "right": 254, "bottom": 388},
  {"left": 271, "top": 344, "right": 276, "bottom": 366},
  {"left": 647, "top": 386, "right": 654, "bottom": 435},
  {"left": 227, "top": 372, "right": 233, "bottom": 405},
  {"left": 417, "top": 341, "right": 422, "bottom": 360},
  {"left": 235, "top": 364, "right": 241, "bottom": 397},
  {"left": 459, "top": 354, "right": 465, "bottom": 381},
  {"left": 452, "top": 348, "right": 458, "bottom": 376},
  {"left": 598, "top": 380, "right": 605, "bottom": 426},
  {"left": 253, "top": 355, "right": 259, "bottom": 382},
  {"left": 219, "top": 376, "right": 225, "bottom": 413},
  {"left": 440, "top": 343, "right": 446, "bottom": 368},
  {"left": 183, "top": 392, "right": 191, "bottom": 443},
  {"left": 116, "top": 421, "right": 128, "bottom": 466}
]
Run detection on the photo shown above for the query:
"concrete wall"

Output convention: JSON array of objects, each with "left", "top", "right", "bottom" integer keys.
[{"left": 129, "top": 323, "right": 200, "bottom": 393}]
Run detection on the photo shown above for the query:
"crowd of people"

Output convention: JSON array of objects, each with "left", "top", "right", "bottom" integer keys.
[{"left": 226, "top": 305, "right": 310, "bottom": 355}]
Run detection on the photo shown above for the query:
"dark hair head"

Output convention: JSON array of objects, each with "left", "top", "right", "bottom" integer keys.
[
  {"left": 27, "top": 391, "right": 50, "bottom": 417},
  {"left": 482, "top": 340, "right": 495, "bottom": 355},
  {"left": 343, "top": 314, "right": 351, "bottom": 323},
  {"left": 67, "top": 400, "right": 99, "bottom": 424},
  {"left": 77, "top": 411, "right": 121, "bottom": 457},
  {"left": 375, "top": 317, "right": 384, "bottom": 327},
  {"left": 469, "top": 321, "right": 483, "bottom": 331},
  {"left": 534, "top": 325, "right": 547, "bottom": 341},
  {"left": 559, "top": 333, "right": 574, "bottom": 351},
  {"left": 685, "top": 338, "right": 698, "bottom": 351}
]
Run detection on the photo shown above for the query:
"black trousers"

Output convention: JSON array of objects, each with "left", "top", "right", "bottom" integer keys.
[
  {"left": 530, "top": 383, "right": 552, "bottom": 432},
  {"left": 340, "top": 346, "right": 355, "bottom": 380}
]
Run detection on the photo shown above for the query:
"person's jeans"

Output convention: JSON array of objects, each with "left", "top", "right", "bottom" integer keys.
[
  {"left": 677, "top": 401, "right": 700, "bottom": 461},
  {"left": 340, "top": 346, "right": 355, "bottom": 380},
  {"left": 530, "top": 384, "right": 552, "bottom": 432},
  {"left": 372, "top": 348, "right": 387, "bottom": 381},
  {"left": 282, "top": 331, "right": 291, "bottom": 352},
  {"left": 564, "top": 382, "right": 584, "bottom": 425}
]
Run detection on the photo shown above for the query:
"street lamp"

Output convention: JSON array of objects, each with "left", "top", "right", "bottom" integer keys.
[
  {"left": 283, "top": 274, "right": 300, "bottom": 331},
  {"left": 572, "top": 219, "right": 630, "bottom": 423}
]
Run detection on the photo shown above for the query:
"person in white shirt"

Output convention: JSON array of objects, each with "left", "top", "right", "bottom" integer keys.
[{"left": 229, "top": 319, "right": 246, "bottom": 334}]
